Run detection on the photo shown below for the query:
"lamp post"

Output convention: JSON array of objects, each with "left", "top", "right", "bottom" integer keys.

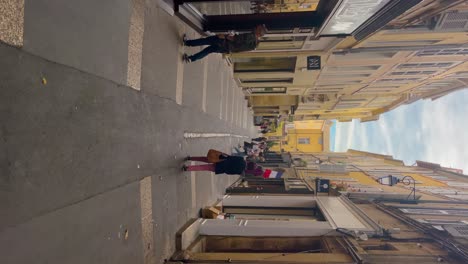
[{"left": 377, "top": 175, "right": 417, "bottom": 201}]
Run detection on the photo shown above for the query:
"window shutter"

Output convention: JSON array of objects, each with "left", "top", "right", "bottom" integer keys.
[{"left": 436, "top": 11, "right": 468, "bottom": 31}]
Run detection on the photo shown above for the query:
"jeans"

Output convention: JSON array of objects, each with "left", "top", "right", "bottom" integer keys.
[{"left": 186, "top": 36, "right": 226, "bottom": 62}]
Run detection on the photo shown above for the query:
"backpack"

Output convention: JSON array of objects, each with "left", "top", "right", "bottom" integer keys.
[{"left": 225, "top": 33, "right": 258, "bottom": 53}]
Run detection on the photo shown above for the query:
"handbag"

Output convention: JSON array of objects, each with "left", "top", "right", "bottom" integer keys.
[{"left": 207, "top": 149, "right": 227, "bottom": 163}]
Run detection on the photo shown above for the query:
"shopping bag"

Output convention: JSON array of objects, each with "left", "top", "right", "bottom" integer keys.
[{"left": 207, "top": 149, "right": 226, "bottom": 163}]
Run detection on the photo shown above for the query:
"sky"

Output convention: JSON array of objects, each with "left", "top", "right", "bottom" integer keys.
[{"left": 333, "top": 89, "right": 468, "bottom": 173}]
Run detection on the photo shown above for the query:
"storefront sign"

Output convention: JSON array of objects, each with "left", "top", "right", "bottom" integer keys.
[{"left": 307, "top": 56, "right": 321, "bottom": 70}]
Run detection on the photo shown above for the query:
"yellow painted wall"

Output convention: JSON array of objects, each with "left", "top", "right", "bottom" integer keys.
[
  {"left": 250, "top": 95, "right": 297, "bottom": 107},
  {"left": 265, "top": 120, "right": 328, "bottom": 152},
  {"left": 405, "top": 173, "right": 447, "bottom": 187},
  {"left": 275, "top": 120, "right": 327, "bottom": 152},
  {"left": 293, "top": 120, "right": 324, "bottom": 130},
  {"left": 269, "top": 144, "right": 282, "bottom": 152},
  {"left": 283, "top": 132, "right": 323, "bottom": 152},
  {"left": 297, "top": 171, "right": 378, "bottom": 186},
  {"left": 348, "top": 172, "right": 379, "bottom": 186}
]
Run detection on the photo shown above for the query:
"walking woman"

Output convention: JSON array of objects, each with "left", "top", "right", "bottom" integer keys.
[{"left": 183, "top": 149, "right": 246, "bottom": 175}]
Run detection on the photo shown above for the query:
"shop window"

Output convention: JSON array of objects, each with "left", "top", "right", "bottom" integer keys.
[
  {"left": 204, "top": 237, "right": 329, "bottom": 253},
  {"left": 234, "top": 57, "right": 297, "bottom": 72},
  {"left": 257, "top": 36, "right": 307, "bottom": 50}
]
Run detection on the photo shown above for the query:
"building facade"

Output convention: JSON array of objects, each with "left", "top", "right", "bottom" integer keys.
[
  {"left": 266, "top": 120, "right": 331, "bottom": 152},
  {"left": 170, "top": 149, "right": 468, "bottom": 263},
  {"left": 176, "top": 0, "right": 468, "bottom": 122}
]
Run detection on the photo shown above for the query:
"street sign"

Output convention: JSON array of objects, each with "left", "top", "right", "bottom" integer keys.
[
  {"left": 315, "top": 178, "right": 330, "bottom": 194},
  {"left": 307, "top": 56, "right": 321, "bottom": 70}
]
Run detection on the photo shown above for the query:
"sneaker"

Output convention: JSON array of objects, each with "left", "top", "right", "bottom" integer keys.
[
  {"left": 182, "top": 54, "right": 192, "bottom": 63},
  {"left": 182, "top": 34, "right": 188, "bottom": 46}
]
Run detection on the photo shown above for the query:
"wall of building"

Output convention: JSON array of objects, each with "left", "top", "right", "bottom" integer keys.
[{"left": 231, "top": 1, "right": 468, "bottom": 121}]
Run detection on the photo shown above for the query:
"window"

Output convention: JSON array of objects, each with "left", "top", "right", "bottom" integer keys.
[
  {"left": 321, "top": 73, "right": 371, "bottom": 78},
  {"left": 298, "top": 138, "right": 310, "bottom": 144},
  {"left": 390, "top": 70, "right": 437, "bottom": 76},
  {"left": 248, "top": 87, "right": 287, "bottom": 94},
  {"left": 234, "top": 57, "right": 297, "bottom": 73},
  {"left": 363, "top": 243, "right": 397, "bottom": 251},
  {"left": 319, "top": 164, "right": 347, "bottom": 173},
  {"left": 334, "top": 52, "right": 397, "bottom": 60},
  {"left": 417, "top": 48, "right": 468, "bottom": 56},
  {"left": 302, "top": 94, "right": 330, "bottom": 103},
  {"left": 364, "top": 40, "right": 440, "bottom": 46},
  {"left": 266, "top": 29, "right": 294, "bottom": 34},
  {"left": 258, "top": 36, "right": 307, "bottom": 50},
  {"left": 447, "top": 71, "right": 468, "bottom": 78},
  {"left": 415, "top": 81, "right": 458, "bottom": 91},
  {"left": 326, "top": 65, "right": 380, "bottom": 71},
  {"left": 445, "top": 225, "right": 468, "bottom": 238},
  {"left": 299, "top": 28, "right": 313, "bottom": 33},
  {"left": 400, "top": 208, "right": 468, "bottom": 216},
  {"left": 397, "top": 62, "right": 455, "bottom": 69},
  {"left": 335, "top": 103, "right": 361, "bottom": 109},
  {"left": 435, "top": 11, "right": 468, "bottom": 31},
  {"left": 417, "top": 219, "right": 465, "bottom": 225},
  {"left": 378, "top": 78, "right": 421, "bottom": 83},
  {"left": 317, "top": 80, "right": 362, "bottom": 85},
  {"left": 240, "top": 78, "right": 294, "bottom": 84}
]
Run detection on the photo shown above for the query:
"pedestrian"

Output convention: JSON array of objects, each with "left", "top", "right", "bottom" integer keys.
[
  {"left": 243, "top": 141, "right": 254, "bottom": 150},
  {"left": 182, "top": 24, "right": 267, "bottom": 63},
  {"left": 244, "top": 161, "right": 264, "bottom": 176},
  {"left": 183, "top": 149, "right": 246, "bottom": 175},
  {"left": 231, "top": 146, "right": 247, "bottom": 157}
]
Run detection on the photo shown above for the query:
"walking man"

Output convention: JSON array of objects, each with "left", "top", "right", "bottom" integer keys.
[{"left": 182, "top": 24, "right": 267, "bottom": 63}]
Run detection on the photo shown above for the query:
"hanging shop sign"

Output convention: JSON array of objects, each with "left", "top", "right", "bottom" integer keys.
[{"left": 307, "top": 56, "right": 321, "bottom": 70}]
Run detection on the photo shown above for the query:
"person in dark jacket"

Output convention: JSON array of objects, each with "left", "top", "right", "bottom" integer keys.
[
  {"left": 182, "top": 25, "right": 267, "bottom": 63},
  {"left": 183, "top": 155, "right": 246, "bottom": 175},
  {"left": 252, "top": 137, "right": 267, "bottom": 142}
]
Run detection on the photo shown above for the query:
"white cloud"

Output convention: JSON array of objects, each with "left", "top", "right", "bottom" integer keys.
[
  {"left": 334, "top": 89, "right": 468, "bottom": 174},
  {"left": 376, "top": 115, "right": 394, "bottom": 156},
  {"left": 418, "top": 92, "right": 468, "bottom": 173},
  {"left": 334, "top": 121, "right": 350, "bottom": 152}
]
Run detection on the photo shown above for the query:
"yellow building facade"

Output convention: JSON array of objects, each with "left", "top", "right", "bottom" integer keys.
[
  {"left": 234, "top": 0, "right": 468, "bottom": 122},
  {"left": 172, "top": 149, "right": 468, "bottom": 263},
  {"left": 292, "top": 149, "right": 466, "bottom": 201},
  {"left": 267, "top": 120, "right": 331, "bottom": 152}
]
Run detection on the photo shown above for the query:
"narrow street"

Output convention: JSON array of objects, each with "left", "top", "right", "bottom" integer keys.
[{"left": 0, "top": 1, "right": 256, "bottom": 263}]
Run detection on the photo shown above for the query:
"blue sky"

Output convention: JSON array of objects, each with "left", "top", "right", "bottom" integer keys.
[{"left": 333, "top": 89, "right": 468, "bottom": 173}]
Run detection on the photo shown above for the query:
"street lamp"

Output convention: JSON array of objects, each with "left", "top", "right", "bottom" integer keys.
[{"left": 376, "top": 175, "right": 417, "bottom": 201}]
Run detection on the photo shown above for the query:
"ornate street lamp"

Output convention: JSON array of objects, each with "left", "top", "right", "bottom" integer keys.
[{"left": 376, "top": 175, "right": 417, "bottom": 201}]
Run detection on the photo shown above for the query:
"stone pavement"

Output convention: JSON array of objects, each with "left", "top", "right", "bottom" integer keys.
[{"left": 0, "top": 1, "right": 257, "bottom": 263}]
